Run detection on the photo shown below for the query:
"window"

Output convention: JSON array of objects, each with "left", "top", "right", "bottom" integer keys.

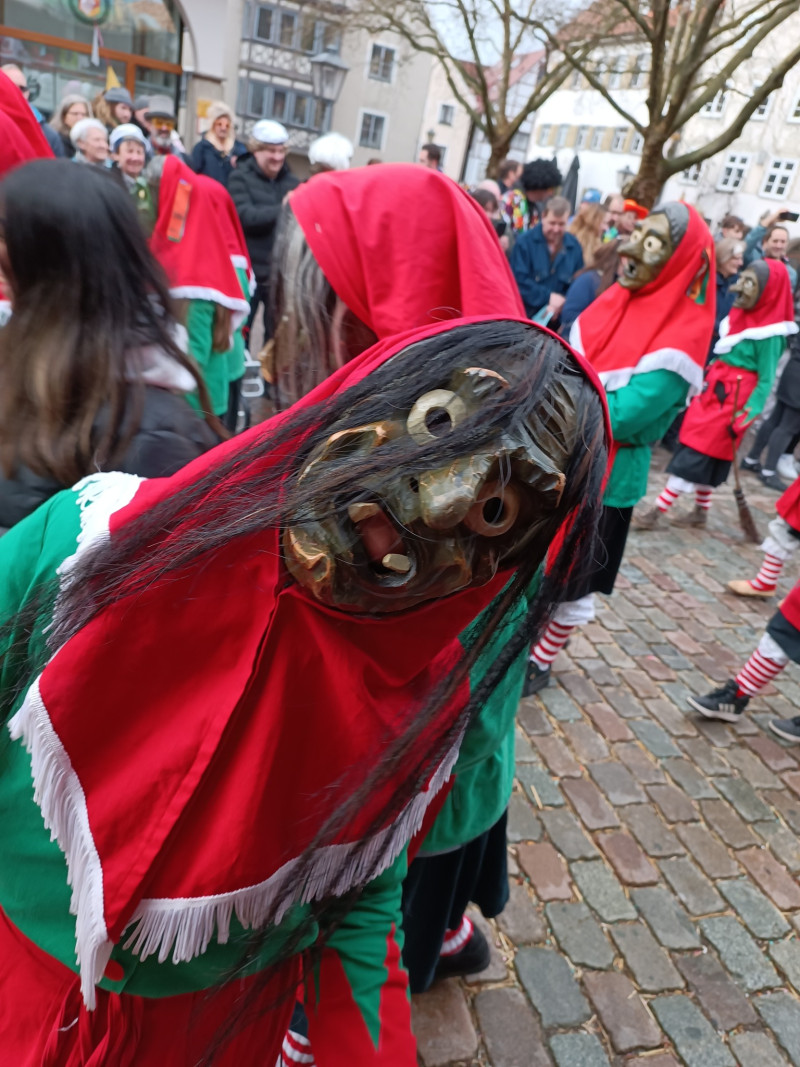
[
  {"left": 590, "top": 126, "right": 606, "bottom": 150},
  {"left": 292, "top": 93, "right": 310, "bottom": 127},
  {"left": 751, "top": 85, "right": 771, "bottom": 120},
  {"left": 609, "top": 56, "right": 626, "bottom": 90},
  {"left": 271, "top": 88, "right": 287, "bottom": 121},
  {"left": 536, "top": 124, "right": 551, "bottom": 146},
  {"left": 789, "top": 94, "right": 800, "bottom": 122},
  {"left": 629, "top": 54, "right": 649, "bottom": 89},
  {"left": 255, "top": 5, "right": 273, "bottom": 41},
  {"left": 439, "top": 103, "right": 455, "bottom": 126},
  {"left": 717, "top": 152, "right": 750, "bottom": 190},
  {"left": 576, "top": 125, "right": 589, "bottom": 149},
  {"left": 555, "top": 124, "right": 569, "bottom": 148},
  {"left": 279, "top": 11, "right": 297, "bottom": 47},
  {"left": 246, "top": 79, "right": 268, "bottom": 118},
  {"left": 631, "top": 131, "right": 644, "bottom": 154},
  {"left": 762, "top": 158, "right": 797, "bottom": 199},
  {"left": 359, "top": 111, "right": 386, "bottom": 149},
  {"left": 682, "top": 163, "right": 702, "bottom": 184},
  {"left": 701, "top": 90, "right": 727, "bottom": 116},
  {"left": 611, "top": 127, "right": 628, "bottom": 152},
  {"left": 369, "top": 44, "right": 395, "bottom": 82},
  {"left": 594, "top": 60, "right": 608, "bottom": 84},
  {"left": 570, "top": 68, "right": 582, "bottom": 89}
]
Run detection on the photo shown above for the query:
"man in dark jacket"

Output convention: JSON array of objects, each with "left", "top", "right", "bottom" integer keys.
[
  {"left": 228, "top": 119, "right": 299, "bottom": 345},
  {"left": 510, "top": 195, "right": 583, "bottom": 324}
]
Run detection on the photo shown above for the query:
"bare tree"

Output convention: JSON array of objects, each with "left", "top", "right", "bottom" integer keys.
[
  {"left": 533, "top": 0, "right": 800, "bottom": 205},
  {"left": 345, "top": 0, "right": 603, "bottom": 175}
]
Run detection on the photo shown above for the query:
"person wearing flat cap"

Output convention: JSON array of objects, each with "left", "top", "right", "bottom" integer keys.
[
  {"left": 228, "top": 119, "right": 299, "bottom": 344},
  {"left": 145, "top": 94, "right": 189, "bottom": 162}
]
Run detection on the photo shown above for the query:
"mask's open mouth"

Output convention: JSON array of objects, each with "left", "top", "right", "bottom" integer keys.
[
  {"left": 347, "top": 502, "right": 418, "bottom": 584},
  {"left": 623, "top": 258, "right": 640, "bottom": 280}
]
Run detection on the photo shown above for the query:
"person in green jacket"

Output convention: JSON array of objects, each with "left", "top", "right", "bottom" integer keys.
[
  {"left": 523, "top": 202, "right": 717, "bottom": 694},
  {"left": 639, "top": 258, "right": 797, "bottom": 524}
]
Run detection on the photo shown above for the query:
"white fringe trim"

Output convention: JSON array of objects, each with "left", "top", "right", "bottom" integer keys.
[
  {"left": 47, "top": 473, "right": 144, "bottom": 638},
  {"left": 714, "top": 318, "right": 798, "bottom": 354},
  {"left": 121, "top": 724, "right": 464, "bottom": 968},
  {"left": 10, "top": 658, "right": 464, "bottom": 1008},
  {"left": 168, "top": 285, "right": 250, "bottom": 339},
  {"left": 8, "top": 679, "right": 113, "bottom": 1010}
]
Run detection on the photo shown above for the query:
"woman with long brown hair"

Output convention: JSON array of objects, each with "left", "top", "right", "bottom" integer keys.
[{"left": 0, "top": 159, "right": 218, "bottom": 529}]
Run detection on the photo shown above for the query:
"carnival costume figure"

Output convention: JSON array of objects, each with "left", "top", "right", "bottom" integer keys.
[
  {"left": 640, "top": 258, "right": 796, "bottom": 527},
  {"left": 0, "top": 162, "right": 610, "bottom": 1065},
  {"left": 524, "top": 202, "right": 716, "bottom": 693}
]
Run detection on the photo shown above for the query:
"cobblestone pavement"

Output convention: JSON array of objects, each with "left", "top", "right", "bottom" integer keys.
[{"left": 411, "top": 450, "right": 800, "bottom": 1067}]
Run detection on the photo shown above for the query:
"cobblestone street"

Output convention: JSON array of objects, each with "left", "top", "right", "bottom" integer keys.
[{"left": 411, "top": 450, "right": 800, "bottom": 1067}]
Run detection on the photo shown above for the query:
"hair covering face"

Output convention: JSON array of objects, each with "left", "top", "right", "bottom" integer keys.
[
  {"left": 570, "top": 202, "right": 716, "bottom": 398},
  {"left": 290, "top": 163, "right": 526, "bottom": 337}
]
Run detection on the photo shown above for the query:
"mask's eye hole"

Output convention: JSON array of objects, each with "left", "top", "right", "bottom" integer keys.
[
  {"left": 407, "top": 389, "right": 468, "bottom": 445},
  {"left": 643, "top": 235, "right": 663, "bottom": 254}
]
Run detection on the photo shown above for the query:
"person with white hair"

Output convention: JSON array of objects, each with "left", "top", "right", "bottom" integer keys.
[
  {"left": 229, "top": 119, "right": 299, "bottom": 344},
  {"left": 190, "top": 100, "right": 247, "bottom": 186},
  {"left": 307, "top": 131, "right": 353, "bottom": 175},
  {"left": 70, "top": 117, "right": 109, "bottom": 166}
]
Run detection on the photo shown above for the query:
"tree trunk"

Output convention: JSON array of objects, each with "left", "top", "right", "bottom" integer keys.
[
  {"left": 486, "top": 135, "right": 515, "bottom": 180},
  {"left": 626, "top": 137, "right": 668, "bottom": 209}
]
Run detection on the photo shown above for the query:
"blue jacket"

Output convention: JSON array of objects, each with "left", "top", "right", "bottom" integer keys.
[
  {"left": 510, "top": 225, "right": 584, "bottom": 317},
  {"left": 559, "top": 270, "right": 600, "bottom": 336},
  {"left": 190, "top": 134, "right": 247, "bottom": 187}
]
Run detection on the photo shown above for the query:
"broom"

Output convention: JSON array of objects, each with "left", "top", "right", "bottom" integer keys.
[{"left": 730, "top": 375, "right": 761, "bottom": 544}]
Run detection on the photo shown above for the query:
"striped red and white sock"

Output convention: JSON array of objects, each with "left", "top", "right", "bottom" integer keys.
[
  {"left": 277, "top": 1029, "right": 316, "bottom": 1067},
  {"left": 655, "top": 485, "right": 680, "bottom": 512},
  {"left": 749, "top": 553, "right": 784, "bottom": 592},
  {"left": 531, "top": 620, "right": 576, "bottom": 670},
  {"left": 735, "top": 650, "right": 786, "bottom": 696},
  {"left": 440, "top": 915, "right": 473, "bottom": 958},
  {"left": 695, "top": 486, "right": 713, "bottom": 510}
]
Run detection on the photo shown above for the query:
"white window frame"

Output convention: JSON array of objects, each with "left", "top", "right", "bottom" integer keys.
[
  {"left": 555, "top": 123, "right": 569, "bottom": 148},
  {"left": 717, "top": 152, "right": 750, "bottom": 191},
  {"left": 536, "top": 123, "right": 551, "bottom": 147},
  {"left": 751, "top": 85, "right": 771, "bottom": 121},
  {"left": 357, "top": 108, "right": 387, "bottom": 151},
  {"left": 701, "top": 89, "right": 728, "bottom": 117},
  {"left": 575, "top": 125, "right": 589, "bottom": 149},
  {"left": 438, "top": 103, "right": 455, "bottom": 126},
  {"left": 761, "top": 158, "right": 798, "bottom": 200},
  {"left": 590, "top": 126, "right": 606, "bottom": 151},
  {"left": 788, "top": 92, "right": 800, "bottom": 123},
  {"left": 608, "top": 56, "right": 626, "bottom": 90},
  {"left": 368, "top": 43, "right": 395, "bottom": 83},
  {"left": 681, "top": 162, "right": 702, "bottom": 185},
  {"left": 611, "top": 126, "right": 628, "bottom": 152},
  {"left": 630, "top": 131, "right": 644, "bottom": 154},
  {"left": 629, "top": 54, "right": 649, "bottom": 89}
]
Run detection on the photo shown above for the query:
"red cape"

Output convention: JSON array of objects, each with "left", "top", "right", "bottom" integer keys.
[
  {"left": 570, "top": 204, "right": 715, "bottom": 397},
  {"left": 290, "top": 164, "right": 525, "bottom": 334},
  {"left": 715, "top": 259, "right": 797, "bottom": 354},
  {"left": 149, "top": 157, "right": 252, "bottom": 327}
]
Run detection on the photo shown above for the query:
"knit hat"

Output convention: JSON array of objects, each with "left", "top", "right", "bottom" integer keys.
[
  {"left": 109, "top": 123, "right": 148, "bottom": 152},
  {"left": 251, "top": 119, "right": 288, "bottom": 145},
  {"left": 104, "top": 87, "right": 133, "bottom": 107},
  {"left": 70, "top": 117, "right": 107, "bottom": 147},
  {"left": 582, "top": 189, "right": 602, "bottom": 203},
  {"left": 145, "top": 94, "right": 176, "bottom": 121}
]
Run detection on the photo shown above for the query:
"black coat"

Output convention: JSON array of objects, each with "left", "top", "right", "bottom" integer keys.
[
  {"left": 0, "top": 386, "right": 219, "bottom": 531},
  {"left": 228, "top": 156, "right": 299, "bottom": 283},
  {"left": 778, "top": 339, "right": 800, "bottom": 410},
  {"left": 190, "top": 135, "right": 247, "bottom": 187}
]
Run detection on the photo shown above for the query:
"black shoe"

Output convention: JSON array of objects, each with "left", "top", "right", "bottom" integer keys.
[
  {"left": 741, "top": 456, "right": 761, "bottom": 473},
  {"left": 522, "top": 660, "right": 551, "bottom": 697},
  {"left": 760, "top": 471, "right": 788, "bottom": 492},
  {"left": 769, "top": 716, "right": 800, "bottom": 743},
  {"left": 686, "top": 679, "right": 749, "bottom": 723},
  {"left": 434, "top": 924, "right": 490, "bottom": 981}
]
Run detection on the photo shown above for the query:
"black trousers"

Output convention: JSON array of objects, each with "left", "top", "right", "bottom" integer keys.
[
  {"left": 747, "top": 401, "right": 800, "bottom": 473},
  {"left": 244, "top": 282, "right": 272, "bottom": 350},
  {"left": 401, "top": 811, "right": 509, "bottom": 994}
]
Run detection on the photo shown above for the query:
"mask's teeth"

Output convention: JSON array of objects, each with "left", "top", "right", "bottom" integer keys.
[
  {"left": 348, "top": 502, "right": 381, "bottom": 522},
  {"left": 382, "top": 553, "right": 412, "bottom": 574}
]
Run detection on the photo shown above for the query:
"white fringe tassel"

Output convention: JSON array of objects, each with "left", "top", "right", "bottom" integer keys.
[
  {"left": 9, "top": 665, "right": 464, "bottom": 1007},
  {"left": 8, "top": 678, "right": 113, "bottom": 1010}
]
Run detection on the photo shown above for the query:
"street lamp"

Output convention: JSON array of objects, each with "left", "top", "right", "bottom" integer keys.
[
  {"left": 617, "top": 163, "right": 635, "bottom": 194},
  {"left": 426, "top": 128, "right": 436, "bottom": 143},
  {"left": 310, "top": 50, "right": 350, "bottom": 104}
]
